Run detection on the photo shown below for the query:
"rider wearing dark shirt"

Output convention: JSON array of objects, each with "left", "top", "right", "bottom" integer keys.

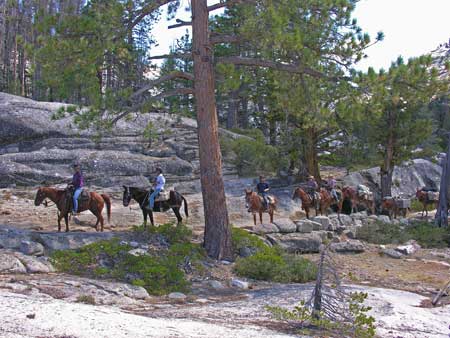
[{"left": 256, "top": 176, "right": 270, "bottom": 208}]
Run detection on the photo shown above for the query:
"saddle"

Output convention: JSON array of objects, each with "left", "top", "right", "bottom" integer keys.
[{"left": 154, "top": 189, "right": 170, "bottom": 202}]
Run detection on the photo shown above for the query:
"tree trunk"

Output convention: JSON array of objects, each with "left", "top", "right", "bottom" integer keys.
[
  {"left": 304, "top": 128, "right": 321, "bottom": 181},
  {"left": 381, "top": 131, "right": 395, "bottom": 198},
  {"left": 192, "top": 0, "right": 232, "bottom": 260},
  {"left": 435, "top": 133, "right": 450, "bottom": 227}
]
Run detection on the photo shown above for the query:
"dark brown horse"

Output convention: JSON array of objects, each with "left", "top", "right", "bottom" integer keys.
[
  {"left": 341, "top": 186, "right": 375, "bottom": 215},
  {"left": 415, "top": 189, "right": 438, "bottom": 217},
  {"left": 122, "top": 186, "right": 188, "bottom": 227},
  {"left": 34, "top": 187, "right": 111, "bottom": 232},
  {"left": 292, "top": 187, "right": 319, "bottom": 219},
  {"left": 245, "top": 190, "right": 277, "bottom": 225},
  {"left": 318, "top": 188, "right": 342, "bottom": 216}
]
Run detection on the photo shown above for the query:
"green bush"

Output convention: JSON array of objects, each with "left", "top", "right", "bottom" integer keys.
[
  {"left": 51, "top": 225, "right": 203, "bottom": 295},
  {"left": 231, "top": 227, "right": 268, "bottom": 255},
  {"left": 234, "top": 246, "right": 317, "bottom": 283},
  {"left": 356, "top": 221, "right": 450, "bottom": 248}
]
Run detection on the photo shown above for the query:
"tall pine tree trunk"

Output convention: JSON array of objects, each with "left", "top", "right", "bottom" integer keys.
[
  {"left": 381, "top": 130, "right": 395, "bottom": 198},
  {"left": 192, "top": 0, "right": 232, "bottom": 260},
  {"left": 304, "top": 127, "right": 321, "bottom": 181},
  {"left": 435, "top": 133, "right": 450, "bottom": 227}
]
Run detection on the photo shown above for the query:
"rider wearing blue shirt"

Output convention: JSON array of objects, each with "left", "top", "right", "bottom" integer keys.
[{"left": 256, "top": 175, "right": 270, "bottom": 208}]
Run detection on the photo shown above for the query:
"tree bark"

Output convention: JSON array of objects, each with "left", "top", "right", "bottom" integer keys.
[
  {"left": 304, "top": 128, "right": 321, "bottom": 182},
  {"left": 192, "top": 0, "right": 232, "bottom": 260},
  {"left": 381, "top": 128, "right": 395, "bottom": 198}
]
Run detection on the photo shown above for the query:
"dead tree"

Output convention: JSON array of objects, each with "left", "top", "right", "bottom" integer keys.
[{"left": 303, "top": 245, "right": 367, "bottom": 328}]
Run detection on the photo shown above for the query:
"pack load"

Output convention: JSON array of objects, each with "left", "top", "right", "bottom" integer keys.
[
  {"left": 395, "top": 198, "right": 411, "bottom": 209},
  {"left": 357, "top": 184, "right": 373, "bottom": 200},
  {"left": 427, "top": 191, "right": 439, "bottom": 202}
]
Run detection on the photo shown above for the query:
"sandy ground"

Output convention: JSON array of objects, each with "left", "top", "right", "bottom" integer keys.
[{"left": 0, "top": 283, "right": 449, "bottom": 338}]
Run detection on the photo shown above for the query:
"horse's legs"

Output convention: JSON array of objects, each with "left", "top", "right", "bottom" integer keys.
[
  {"left": 99, "top": 214, "right": 104, "bottom": 232},
  {"left": 253, "top": 213, "right": 256, "bottom": 226},
  {"left": 57, "top": 213, "right": 62, "bottom": 232},
  {"left": 173, "top": 207, "right": 182, "bottom": 225},
  {"left": 64, "top": 213, "right": 69, "bottom": 232},
  {"left": 269, "top": 210, "right": 273, "bottom": 223},
  {"left": 149, "top": 211, "right": 154, "bottom": 226},
  {"left": 305, "top": 207, "right": 309, "bottom": 219},
  {"left": 142, "top": 209, "right": 148, "bottom": 228},
  {"left": 259, "top": 211, "right": 263, "bottom": 224}
]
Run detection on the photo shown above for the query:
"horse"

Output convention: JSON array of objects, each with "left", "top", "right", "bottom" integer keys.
[
  {"left": 34, "top": 187, "right": 111, "bottom": 232},
  {"left": 292, "top": 187, "right": 319, "bottom": 219},
  {"left": 341, "top": 186, "right": 375, "bottom": 215},
  {"left": 244, "top": 189, "right": 277, "bottom": 225},
  {"left": 122, "top": 186, "right": 188, "bottom": 227},
  {"left": 415, "top": 189, "right": 438, "bottom": 217},
  {"left": 318, "top": 188, "right": 342, "bottom": 216}
]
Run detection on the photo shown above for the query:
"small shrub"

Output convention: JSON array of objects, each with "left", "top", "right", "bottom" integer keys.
[
  {"left": 357, "top": 221, "right": 450, "bottom": 248},
  {"left": 234, "top": 246, "right": 317, "bottom": 283},
  {"left": 231, "top": 227, "right": 267, "bottom": 255},
  {"left": 50, "top": 231, "right": 199, "bottom": 295},
  {"left": 356, "top": 222, "right": 409, "bottom": 245},
  {"left": 410, "top": 198, "right": 425, "bottom": 212},
  {"left": 148, "top": 223, "right": 192, "bottom": 244},
  {"left": 76, "top": 295, "right": 96, "bottom": 305},
  {"left": 407, "top": 222, "right": 450, "bottom": 248}
]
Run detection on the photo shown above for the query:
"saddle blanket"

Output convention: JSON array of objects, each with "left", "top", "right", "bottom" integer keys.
[{"left": 155, "top": 190, "right": 170, "bottom": 202}]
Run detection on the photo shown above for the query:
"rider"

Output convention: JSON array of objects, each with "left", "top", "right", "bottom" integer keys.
[
  {"left": 148, "top": 167, "right": 165, "bottom": 211},
  {"left": 256, "top": 175, "right": 270, "bottom": 208},
  {"left": 306, "top": 175, "right": 318, "bottom": 204},
  {"left": 326, "top": 174, "right": 338, "bottom": 201},
  {"left": 72, "top": 163, "right": 84, "bottom": 215}
]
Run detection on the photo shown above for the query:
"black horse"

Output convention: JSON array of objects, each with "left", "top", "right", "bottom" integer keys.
[{"left": 122, "top": 186, "right": 188, "bottom": 227}]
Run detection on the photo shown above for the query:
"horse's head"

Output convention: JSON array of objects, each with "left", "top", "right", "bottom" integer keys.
[
  {"left": 244, "top": 189, "right": 253, "bottom": 210},
  {"left": 415, "top": 189, "right": 423, "bottom": 199},
  {"left": 292, "top": 188, "right": 299, "bottom": 200},
  {"left": 34, "top": 187, "right": 46, "bottom": 206},
  {"left": 123, "top": 185, "right": 132, "bottom": 207}
]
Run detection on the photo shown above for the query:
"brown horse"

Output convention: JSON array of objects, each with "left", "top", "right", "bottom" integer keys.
[
  {"left": 415, "top": 189, "right": 438, "bottom": 217},
  {"left": 318, "top": 188, "right": 342, "bottom": 216},
  {"left": 341, "top": 186, "right": 375, "bottom": 215},
  {"left": 292, "top": 187, "right": 319, "bottom": 219},
  {"left": 34, "top": 187, "right": 111, "bottom": 232},
  {"left": 245, "top": 190, "right": 277, "bottom": 225}
]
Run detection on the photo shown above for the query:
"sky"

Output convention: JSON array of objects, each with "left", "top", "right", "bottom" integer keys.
[{"left": 150, "top": 0, "right": 450, "bottom": 71}]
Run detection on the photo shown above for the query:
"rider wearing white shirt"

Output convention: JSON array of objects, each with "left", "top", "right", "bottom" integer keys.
[{"left": 148, "top": 167, "right": 165, "bottom": 210}]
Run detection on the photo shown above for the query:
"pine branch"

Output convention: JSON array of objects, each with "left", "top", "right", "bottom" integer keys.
[
  {"left": 148, "top": 53, "right": 192, "bottom": 60},
  {"left": 130, "top": 71, "right": 194, "bottom": 100},
  {"left": 129, "top": 0, "right": 176, "bottom": 30},
  {"left": 216, "top": 56, "right": 343, "bottom": 81},
  {"left": 168, "top": 19, "right": 192, "bottom": 29},
  {"left": 207, "top": 0, "right": 254, "bottom": 12}
]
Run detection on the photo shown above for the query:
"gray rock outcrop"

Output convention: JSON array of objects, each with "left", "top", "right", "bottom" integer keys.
[{"left": 0, "top": 92, "right": 240, "bottom": 189}]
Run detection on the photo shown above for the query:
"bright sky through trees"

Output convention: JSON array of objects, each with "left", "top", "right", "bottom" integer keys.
[{"left": 150, "top": 0, "right": 450, "bottom": 71}]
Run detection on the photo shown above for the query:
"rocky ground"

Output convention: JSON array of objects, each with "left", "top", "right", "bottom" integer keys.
[{"left": 1, "top": 186, "right": 450, "bottom": 337}]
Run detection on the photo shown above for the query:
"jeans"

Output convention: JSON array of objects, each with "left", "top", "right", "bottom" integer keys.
[
  {"left": 73, "top": 188, "right": 82, "bottom": 213},
  {"left": 260, "top": 192, "right": 269, "bottom": 208},
  {"left": 331, "top": 189, "right": 338, "bottom": 201},
  {"left": 149, "top": 188, "right": 161, "bottom": 210}
]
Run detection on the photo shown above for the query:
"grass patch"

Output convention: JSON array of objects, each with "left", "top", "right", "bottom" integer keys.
[
  {"left": 234, "top": 246, "right": 317, "bottom": 283},
  {"left": 76, "top": 295, "right": 96, "bottom": 305},
  {"left": 356, "top": 221, "right": 450, "bottom": 248},
  {"left": 51, "top": 224, "right": 205, "bottom": 295}
]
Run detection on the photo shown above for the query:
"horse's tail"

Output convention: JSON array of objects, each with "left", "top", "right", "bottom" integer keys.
[
  {"left": 182, "top": 195, "right": 189, "bottom": 218},
  {"left": 101, "top": 194, "right": 112, "bottom": 223}
]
